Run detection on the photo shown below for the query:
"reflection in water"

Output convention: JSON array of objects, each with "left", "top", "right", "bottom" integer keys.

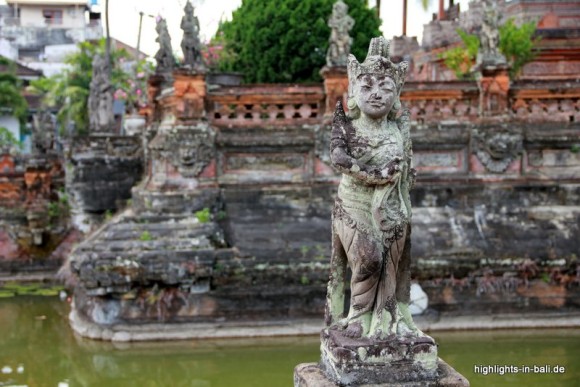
[{"left": 1, "top": 297, "right": 579, "bottom": 387}]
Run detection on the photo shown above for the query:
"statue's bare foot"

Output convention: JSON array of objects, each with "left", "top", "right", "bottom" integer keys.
[{"left": 343, "top": 320, "right": 363, "bottom": 338}]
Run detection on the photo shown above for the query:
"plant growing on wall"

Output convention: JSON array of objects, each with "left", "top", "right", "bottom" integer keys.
[
  {"left": 499, "top": 18, "right": 539, "bottom": 78},
  {"left": 440, "top": 19, "right": 539, "bottom": 79},
  {"left": 439, "top": 29, "right": 479, "bottom": 79}
]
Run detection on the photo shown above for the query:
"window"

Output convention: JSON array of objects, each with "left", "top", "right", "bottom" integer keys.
[{"left": 43, "top": 9, "right": 63, "bottom": 25}]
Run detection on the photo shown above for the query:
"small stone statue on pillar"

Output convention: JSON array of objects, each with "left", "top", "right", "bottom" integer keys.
[
  {"left": 476, "top": 0, "right": 508, "bottom": 69},
  {"left": 155, "top": 18, "right": 175, "bottom": 75},
  {"left": 180, "top": 0, "right": 205, "bottom": 71},
  {"left": 31, "top": 110, "right": 54, "bottom": 154},
  {"left": 295, "top": 37, "right": 469, "bottom": 387},
  {"left": 88, "top": 54, "right": 114, "bottom": 134},
  {"left": 474, "top": 0, "right": 510, "bottom": 117},
  {"left": 326, "top": 0, "right": 354, "bottom": 67}
]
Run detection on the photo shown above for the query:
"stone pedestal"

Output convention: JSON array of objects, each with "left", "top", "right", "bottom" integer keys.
[
  {"left": 319, "top": 328, "right": 439, "bottom": 385},
  {"left": 320, "top": 66, "right": 348, "bottom": 119},
  {"left": 294, "top": 359, "right": 469, "bottom": 387}
]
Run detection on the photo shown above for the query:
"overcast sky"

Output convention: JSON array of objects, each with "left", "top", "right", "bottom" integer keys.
[{"left": 1, "top": 0, "right": 472, "bottom": 56}]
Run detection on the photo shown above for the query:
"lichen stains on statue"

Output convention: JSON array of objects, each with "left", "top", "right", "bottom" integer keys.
[{"left": 322, "top": 36, "right": 438, "bottom": 385}]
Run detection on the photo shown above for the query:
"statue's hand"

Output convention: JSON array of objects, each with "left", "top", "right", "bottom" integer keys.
[
  {"left": 334, "top": 317, "right": 349, "bottom": 330},
  {"left": 380, "top": 157, "right": 402, "bottom": 181},
  {"left": 362, "top": 166, "right": 393, "bottom": 185}
]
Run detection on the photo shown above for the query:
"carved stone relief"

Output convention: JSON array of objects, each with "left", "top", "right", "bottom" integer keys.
[{"left": 472, "top": 130, "right": 522, "bottom": 173}]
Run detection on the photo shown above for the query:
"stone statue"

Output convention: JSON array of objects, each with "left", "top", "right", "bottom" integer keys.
[
  {"left": 476, "top": 0, "right": 507, "bottom": 68},
  {"left": 155, "top": 18, "right": 175, "bottom": 74},
  {"left": 321, "top": 36, "right": 437, "bottom": 385},
  {"left": 31, "top": 110, "right": 54, "bottom": 154},
  {"left": 88, "top": 53, "right": 114, "bottom": 133},
  {"left": 180, "top": 0, "right": 205, "bottom": 70},
  {"left": 326, "top": 0, "right": 354, "bottom": 67}
]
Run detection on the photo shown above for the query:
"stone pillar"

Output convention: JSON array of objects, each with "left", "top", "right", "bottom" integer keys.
[
  {"left": 172, "top": 69, "right": 207, "bottom": 122},
  {"left": 320, "top": 66, "right": 348, "bottom": 119},
  {"left": 476, "top": 66, "right": 510, "bottom": 119}
]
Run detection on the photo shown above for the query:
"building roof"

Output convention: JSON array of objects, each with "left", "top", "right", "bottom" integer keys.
[
  {"left": 6, "top": 1, "right": 88, "bottom": 6},
  {"left": 112, "top": 38, "right": 147, "bottom": 60},
  {"left": 0, "top": 55, "right": 43, "bottom": 79}
]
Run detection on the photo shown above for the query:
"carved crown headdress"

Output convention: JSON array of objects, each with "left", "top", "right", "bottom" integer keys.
[{"left": 347, "top": 37, "right": 408, "bottom": 98}]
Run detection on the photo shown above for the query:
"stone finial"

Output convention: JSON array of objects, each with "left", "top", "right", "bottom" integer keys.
[
  {"left": 326, "top": 0, "right": 354, "bottom": 67},
  {"left": 155, "top": 18, "right": 175, "bottom": 74},
  {"left": 88, "top": 53, "right": 114, "bottom": 134},
  {"left": 180, "top": 0, "right": 205, "bottom": 71}
]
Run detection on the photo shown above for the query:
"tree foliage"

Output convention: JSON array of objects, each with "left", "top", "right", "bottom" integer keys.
[
  {"left": 217, "top": 0, "right": 382, "bottom": 83},
  {"left": 0, "top": 126, "right": 21, "bottom": 149},
  {"left": 30, "top": 39, "right": 131, "bottom": 135},
  {"left": 0, "top": 57, "right": 28, "bottom": 127}
]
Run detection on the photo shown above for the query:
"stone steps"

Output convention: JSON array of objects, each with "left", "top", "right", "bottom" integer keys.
[{"left": 69, "top": 211, "right": 233, "bottom": 293}]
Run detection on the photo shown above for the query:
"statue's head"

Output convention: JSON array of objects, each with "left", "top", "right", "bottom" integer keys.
[
  {"left": 347, "top": 37, "right": 408, "bottom": 120},
  {"left": 184, "top": 0, "right": 194, "bottom": 14},
  {"left": 333, "top": 0, "right": 348, "bottom": 16}
]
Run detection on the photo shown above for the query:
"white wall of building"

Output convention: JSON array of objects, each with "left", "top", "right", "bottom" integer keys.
[
  {"left": 22, "top": 60, "right": 70, "bottom": 76},
  {"left": 44, "top": 43, "right": 77, "bottom": 62},
  {"left": 0, "top": 115, "right": 20, "bottom": 142},
  {"left": 19, "top": 4, "right": 86, "bottom": 29},
  {"left": 0, "top": 38, "right": 18, "bottom": 60}
]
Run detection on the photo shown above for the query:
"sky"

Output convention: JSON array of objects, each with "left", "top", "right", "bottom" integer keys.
[{"left": 1, "top": 0, "right": 472, "bottom": 56}]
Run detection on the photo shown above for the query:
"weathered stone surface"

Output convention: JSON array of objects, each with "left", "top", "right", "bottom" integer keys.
[
  {"left": 294, "top": 360, "right": 469, "bottom": 387},
  {"left": 320, "top": 329, "right": 438, "bottom": 385},
  {"left": 68, "top": 38, "right": 580, "bottom": 340},
  {"left": 0, "top": 152, "right": 76, "bottom": 273},
  {"left": 68, "top": 136, "right": 143, "bottom": 213}
]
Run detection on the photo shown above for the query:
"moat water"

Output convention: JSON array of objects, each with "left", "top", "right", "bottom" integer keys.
[{"left": 1, "top": 297, "right": 578, "bottom": 387}]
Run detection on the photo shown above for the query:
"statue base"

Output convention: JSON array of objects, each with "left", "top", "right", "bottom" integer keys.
[
  {"left": 294, "top": 359, "right": 469, "bottom": 387},
  {"left": 319, "top": 327, "right": 440, "bottom": 385}
]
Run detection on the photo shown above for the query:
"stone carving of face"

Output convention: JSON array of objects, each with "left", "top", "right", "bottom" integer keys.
[{"left": 355, "top": 74, "right": 396, "bottom": 119}]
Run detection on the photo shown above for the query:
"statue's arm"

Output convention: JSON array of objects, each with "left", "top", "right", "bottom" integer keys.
[
  {"left": 397, "top": 108, "right": 417, "bottom": 189},
  {"left": 330, "top": 102, "right": 393, "bottom": 185}
]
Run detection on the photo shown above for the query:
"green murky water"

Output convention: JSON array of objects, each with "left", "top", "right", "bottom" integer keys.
[{"left": 1, "top": 297, "right": 579, "bottom": 387}]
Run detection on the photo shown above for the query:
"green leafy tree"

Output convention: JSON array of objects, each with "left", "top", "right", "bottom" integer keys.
[
  {"left": 499, "top": 18, "right": 539, "bottom": 78},
  {"left": 218, "top": 0, "right": 382, "bottom": 83},
  {"left": 0, "top": 57, "right": 28, "bottom": 128},
  {"left": 30, "top": 39, "right": 131, "bottom": 135}
]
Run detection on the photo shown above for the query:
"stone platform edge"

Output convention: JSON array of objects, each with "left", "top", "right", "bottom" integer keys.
[
  {"left": 69, "top": 306, "right": 580, "bottom": 342},
  {"left": 294, "top": 359, "right": 470, "bottom": 387}
]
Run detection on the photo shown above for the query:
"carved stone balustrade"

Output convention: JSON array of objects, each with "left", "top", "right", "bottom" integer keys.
[
  {"left": 207, "top": 85, "right": 325, "bottom": 127},
  {"left": 402, "top": 81, "right": 480, "bottom": 125},
  {"left": 510, "top": 80, "right": 580, "bottom": 123}
]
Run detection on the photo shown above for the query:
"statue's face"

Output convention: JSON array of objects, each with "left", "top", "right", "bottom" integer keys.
[{"left": 355, "top": 74, "right": 396, "bottom": 119}]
